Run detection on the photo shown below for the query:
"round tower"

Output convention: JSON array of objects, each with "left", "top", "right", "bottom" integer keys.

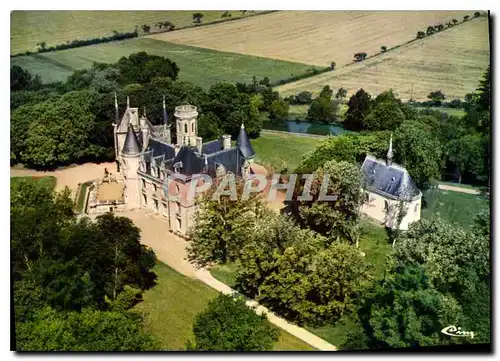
[
  {"left": 175, "top": 105, "right": 198, "bottom": 147},
  {"left": 121, "top": 123, "right": 142, "bottom": 209}
]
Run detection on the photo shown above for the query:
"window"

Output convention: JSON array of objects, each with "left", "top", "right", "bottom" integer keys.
[
  {"left": 162, "top": 202, "right": 168, "bottom": 217},
  {"left": 184, "top": 123, "right": 188, "bottom": 133},
  {"left": 156, "top": 166, "right": 160, "bottom": 178},
  {"left": 384, "top": 200, "right": 389, "bottom": 212},
  {"left": 153, "top": 199, "right": 159, "bottom": 213},
  {"left": 141, "top": 179, "right": 146, "bottom": 189},
  {"left": 414, "top": 203, "right": 419, "bottom": 213},
  {"left": 192, "top": 123, "right": 194, "bottom": 133},
  {"left": 176, "top": 217, "right": 182, "bottom": 232},
  {"left": 176, "top": 201, "right": 181, "bottom": 215},
  {"left": 153, "top": 183, "right": 158, "bottom": 194},
  {"left": 143, "top": 194, "right": 148, "bottom": 205}
]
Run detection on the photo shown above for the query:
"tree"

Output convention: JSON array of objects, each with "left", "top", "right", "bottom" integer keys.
[
  {"left": 115, "top": 52, "right": 180, "bottom": 84},
  {"left": 380, "top": 45, "right": 387, "bottom": 53},
  {"left": 11, "top": 65, "right": 41, "bottom": 92},
  {"left": 193, "top": 12, "right": 204, "bottom": 23},
  {"left": 416, "top": 31, "right": 426, "bottom": 39},
  {"left": 36, "top": 41, "right": 47, "bottom": 51},
  {"left": 295, "top": 91, "right": 313, "bottom": 104},
  {"left": 434, "top": 24, "right": 444, "bottom": 32},
  {"left": 464, "top": 15, "right": 470, "bottom": 21},
  {"left": 268, "top": 98, "right": 289, "bottom": 123},
  {"left": 343, "top": 89, "right": 371, "bottom": 131},
  {"left": 426, "top": 26, "right": 435, "bottom": 36},
  {"left": 447, "top": 134, "right": 486, "bottom": 183},
  {"left": 289, "top": 159, "right": 364, "bottom": 243},
  {"left": 330, "top": 61, "right": 336, "bottom": 70},
  {"left": 351, "top": 264, "right": 466, "bottom": 349},
  {"left": 353, "top": 52, "right": 367, "bottom": 62},
  {"left": 319, "top": 85, "right": 333, "bottom": 100},
  {"left": 474, "top": 11, "right": 481, "bottom": 17},
  {"left": 306, "top": 97, "right": 339, "bottom": 124},
  {"left": 236, "top": 216, "right": 371, "bottom": 325},
  {"left": 141, "top": 24, "right": 150, "bottom": 33},
  {"left": 393, "top": 121, "right": 443, "bottom": 190},
  {"left": 187, "top": 184, "right": 271, "bottom": 268},
  {"left": 189, "top": 294, "right": 279, "bottom": 351},
  {"left": 363, "top": 101, "right": 405, "bottom": 130},
  {"left": 427, "top": 90, "right": 445, "bottom": 106},
  {"left": 335, "top": 87, "right": 347, "bottom": 102},
  {"left": 16, "top": 307, "right": 157, "bottom": 351},
  {"left": 452, "top": 18, "right": 459, "bottom": 25}
]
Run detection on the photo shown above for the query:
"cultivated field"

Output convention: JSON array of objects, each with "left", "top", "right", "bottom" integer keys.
[
  {"left": 10, "top": 38, "right": 319, "bottom": 88},
  {"left": 277, "top": 16, "right": 490, "bottom": 101},
  {"left": 11, "top": 10, "right": 262, "bottom": 54},
  {"left": 151, "top": 10, "right": 474, "bottom": 67}
]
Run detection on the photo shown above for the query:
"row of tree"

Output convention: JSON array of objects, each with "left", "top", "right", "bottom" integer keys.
[{"left": 416, "top": 12, "right": 483, "bottom": 39}]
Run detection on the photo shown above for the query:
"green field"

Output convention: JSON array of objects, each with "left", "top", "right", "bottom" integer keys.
[
  {"left": 10, "top": 176, "right": 56, "bottom": 190},
  {"left": 422, "top": 188, "right": 489, "bottom": 229},
  {"left": 11, "top": 38, "right": 320, "bottom": 89},
  {"left": 209, "top": 219, "right": 391, "bottom": 349},
  {"left": 11, "top": 11, "right": 262, "bottom": 55},
  {"left": 414, "top": 106, "right": 466, "bottom": 118},
  {"left": 250, "top": 133, "right": 319, "bottom": 171},
  {"left": 133, "top": 262, "right": 314, "bottom": 351}
]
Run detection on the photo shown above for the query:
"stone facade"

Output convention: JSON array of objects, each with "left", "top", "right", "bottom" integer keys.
[{"left": 112, "top": 95, "right": 255, "bottom": 237}]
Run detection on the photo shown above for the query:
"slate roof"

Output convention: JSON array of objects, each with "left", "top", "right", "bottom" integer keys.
[
  {"left": 201, "top": 139, "right": 223, "bottom": 154},
  {"left": 173, "top": 146, "right": 203, "bottom": 176},
  {"left": 206, "top": 148, "right": 245, "bottom": 177},
  {"left": 237, "top": 125, "right": 255, "bottom": 159},
  {"left": 148, "top": 139, "right": 176, "bottom": 159},
  {"left": 122, "top": 124, "right": 142, "bottom": 155},
  {"left": 361, "top": 155, "right": 421, "bottom": 201}
]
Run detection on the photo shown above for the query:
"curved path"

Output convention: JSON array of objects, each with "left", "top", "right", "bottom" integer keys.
[{"left": 11, "top": 162, "right": 336, "bottom": 351}]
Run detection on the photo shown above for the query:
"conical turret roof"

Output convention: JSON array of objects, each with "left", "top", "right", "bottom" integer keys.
[
  {"left": 122, "top": 123, "right": 141, "bottom": 156},
  {"left": 236, "top": 123, "right": 255, "bottom": 159}
]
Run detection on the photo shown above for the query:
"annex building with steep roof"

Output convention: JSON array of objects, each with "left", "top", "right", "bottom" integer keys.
[{"left": 360, "top": 135, "right": 422, "bottom": 230}]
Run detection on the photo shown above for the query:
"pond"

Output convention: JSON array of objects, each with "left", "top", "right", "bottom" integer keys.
[{"left": 284, "top": 121, "right": 353, "bottom": 136}]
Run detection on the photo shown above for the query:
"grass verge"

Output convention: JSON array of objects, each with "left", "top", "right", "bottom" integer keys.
[
  {"left": 10, "top": 176, "right": 56, "bottom": 190},
  {"left": 134, "top": 262, "right": 315, "bottom": 351}
]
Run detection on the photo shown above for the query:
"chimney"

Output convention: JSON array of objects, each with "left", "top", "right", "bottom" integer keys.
[
  {"left": 196, "top": 137, "right": 203, "bottom": 153},
  {"left": 222, "top": 134, "right": 231, "bottom": 150}
]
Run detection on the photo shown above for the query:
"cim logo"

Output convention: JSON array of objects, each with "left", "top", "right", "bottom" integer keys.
[{"left": 441, "top": 325, "right": 475, "bottom": 339}]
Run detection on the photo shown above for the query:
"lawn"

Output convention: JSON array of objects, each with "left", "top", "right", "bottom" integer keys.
[
  {"left": 422, "top": 188, "right": 490, "bottom": 229},
  {"left": 250, "top": 133, "right": 319, "bottom": 171},
  {"left": 209, "top": 219, "right": 391, "bottom": 349},
  {"left": 76, "top": 182, "right": 90, "bottom": 213},
  {"left": 133, "top": 262, "right": 315, "bottom": 351},
  {"left": 414, "top": 106, "right": 466, "bottom": 118},
  {"left": 11, "top": 38, "right": 320, "bottom": 89},
  {"left": 11, "top": 10, "right": 263, "bottom": 54},
  {"left": 10, "top": 176, "right": 57, "bottom": 190}
]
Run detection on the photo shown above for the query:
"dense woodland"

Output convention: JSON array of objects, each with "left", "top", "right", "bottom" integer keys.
[{"left": 11, "top": 52, "right": 490, "bottom": 350}]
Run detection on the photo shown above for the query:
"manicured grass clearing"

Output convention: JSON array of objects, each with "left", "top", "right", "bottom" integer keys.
[
  {"left": 11, "top": 11, "right": 260, "bottom": 54},
  {"left": 210, "top": 219, "right": 391, "bottom": 349},
  {"left": 277, "top": 16, "right": 490, "bottom": 101},
  {"left": 11, "top": 38, "right": 320, "bottom": 89},
  {"left": 422, "top": 188, "right": 489, "bottom": 229},
  {"left": 250, "top": 133, "right": 319, "bottom": 171},
  {"left": 134, "top": 262, "right": 315, "bottom": 351},
  {"left": 10, "top": 176, "right": 56, "bottom": 190},
  {"left": 414, "top": 106, "right": 466, "bottom": 118},
  {"left": 438, "top": 181, "right": 481, "bottom": 190},
  {"left": 76, "top": 183, "right": 89, "bottom": 213}
]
